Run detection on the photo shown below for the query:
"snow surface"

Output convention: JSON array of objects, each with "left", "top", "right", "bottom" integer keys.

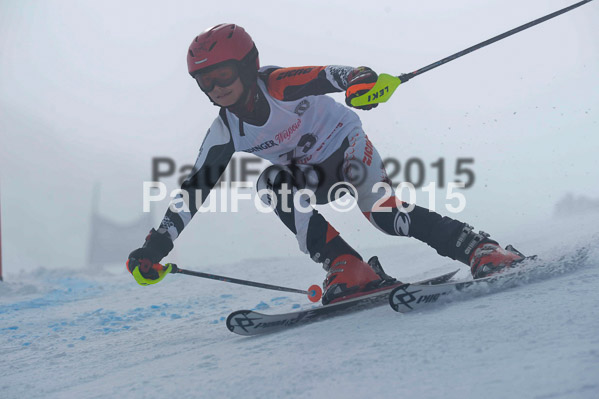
[
  {"left": 2, "top": 0, "right": 598, "bottom": 270},
  {"left": 1, "top": 213, "right": 598, "bottom": 399}
]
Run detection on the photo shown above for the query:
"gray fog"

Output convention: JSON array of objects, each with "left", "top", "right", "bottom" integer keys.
[{"left": 1, "top": 0, "right": 597, "bottom": 273}]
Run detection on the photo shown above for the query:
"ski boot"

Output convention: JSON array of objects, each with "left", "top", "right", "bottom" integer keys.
[
  {"left": 322, "top": 254, "right": 397, "bottom": 305},
  {"left": 469, "top": 243, "right": 527, "bottom": 279},
  {"left": 455, "top": 224, "right": 527, "bottom": 279}
]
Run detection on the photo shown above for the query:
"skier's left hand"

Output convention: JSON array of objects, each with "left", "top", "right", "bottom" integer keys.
[
  {"left": 345, "top": 66, "right": 379, "bottom": 111},
  {"left": 127, "top": 253, "right": 173, "bottom": 286},
  {"left": 126, "top": 228, "right": 174, "bottom": 286}
]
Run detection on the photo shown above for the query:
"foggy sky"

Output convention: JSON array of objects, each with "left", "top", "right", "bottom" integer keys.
[{"left": 1, "top": 0, "right": 597, "bottom": 273}]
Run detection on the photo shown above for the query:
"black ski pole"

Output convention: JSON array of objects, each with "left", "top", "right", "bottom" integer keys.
[
  {"left": 399, "top": 0, "right": 594, "bottom": 83},
  {"left": 167, "top": 263, "right": 322, "bottom": 302},
  {"left": 350, "top": 0, "right": 594, "bottom": 107}
]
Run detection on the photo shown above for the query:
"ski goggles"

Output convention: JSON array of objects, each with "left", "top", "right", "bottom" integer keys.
[{"left": 194, "top": 63, "right": 240, "bottom": 93}]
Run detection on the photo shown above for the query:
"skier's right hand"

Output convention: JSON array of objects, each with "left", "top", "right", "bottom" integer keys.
[
  {"left": 127, "top": 228, "right": 174, "bottom": 286},
  {"left": 345, "top": 66, "right": 379, "bottom": 111}
]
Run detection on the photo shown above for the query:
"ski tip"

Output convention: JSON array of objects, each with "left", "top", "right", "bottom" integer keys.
[
  {"left": 388, "top": 283, "right": 412, "bottom": 312},
  {"left": 307, "top": 284, "right": 322, "bottom": 303},
  {"left": 447, "top": 269, "right": 460, "bottom": 281},
  {"left": 414, "top": 269, "right": 460, "bottom": 285},
  {"left": 226, "top": 310, "right": 254, "bottom": 333}
]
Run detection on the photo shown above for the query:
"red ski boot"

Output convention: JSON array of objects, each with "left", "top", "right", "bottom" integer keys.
[
  {"left": 453, "top": 224, "right": 528, "bottom": 279},
  {"left": 322, "top": 255, "right": 397, "bottom": 305},
  {"left": 469, "top": 243, "right": 526, "bottom": 279}
]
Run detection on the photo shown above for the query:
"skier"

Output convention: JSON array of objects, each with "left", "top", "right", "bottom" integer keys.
[{"left": 127, "top": 24, "right": 525, "bottom": 304}]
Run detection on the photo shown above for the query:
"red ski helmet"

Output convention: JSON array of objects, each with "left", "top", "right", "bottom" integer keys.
[{"left": 187, "top": 24, "right": 259, "bottom": 78}]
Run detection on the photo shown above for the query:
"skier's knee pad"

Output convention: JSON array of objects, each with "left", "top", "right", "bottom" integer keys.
[
  {"left": 256, "top": 164, "right": 323, "bottom": 205},
  {"left": 256, "top": 165, "right": 294, "bottom": 205}
]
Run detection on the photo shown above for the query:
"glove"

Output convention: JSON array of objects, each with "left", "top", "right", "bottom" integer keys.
[
  {"left": 345, "top": 66, "right": 379, "bottom": 111},
  {"left": 127, "top": 228, "right": 174, "bottom": 286}
]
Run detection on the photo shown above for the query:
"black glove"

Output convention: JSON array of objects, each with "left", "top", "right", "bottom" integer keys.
[
  {"left": 127, "top": 229, "right": 174, "bottom": 285},
  {"left": 345, "top": 66, "right": 379, "bottom": 111}
]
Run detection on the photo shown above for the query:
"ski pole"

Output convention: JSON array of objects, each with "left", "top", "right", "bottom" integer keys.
[
  {"left": 166, "top": 263, "right": 322, "bottom": 302},
  {"left": 350, "top": 0, "right": 595, "bottom": 107}
]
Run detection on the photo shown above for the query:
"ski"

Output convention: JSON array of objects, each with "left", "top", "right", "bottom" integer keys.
[
  {"left": 389, "top": 268, "right": 528, "bottom": 313},
  {"left": 226, "top": 269, "right": 459, "bottom": 336},
  {"left": 389, "top": 250, "right": 587, "bottom": 312}
]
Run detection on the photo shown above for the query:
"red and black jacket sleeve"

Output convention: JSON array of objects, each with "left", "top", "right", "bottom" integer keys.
[{"left": 260, "top": 65, "right": 356, "bottom": 101}]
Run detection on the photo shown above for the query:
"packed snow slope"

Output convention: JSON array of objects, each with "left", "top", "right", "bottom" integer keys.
[{"left": 1, "top": 213, "right": 598, "bottom": 399}]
